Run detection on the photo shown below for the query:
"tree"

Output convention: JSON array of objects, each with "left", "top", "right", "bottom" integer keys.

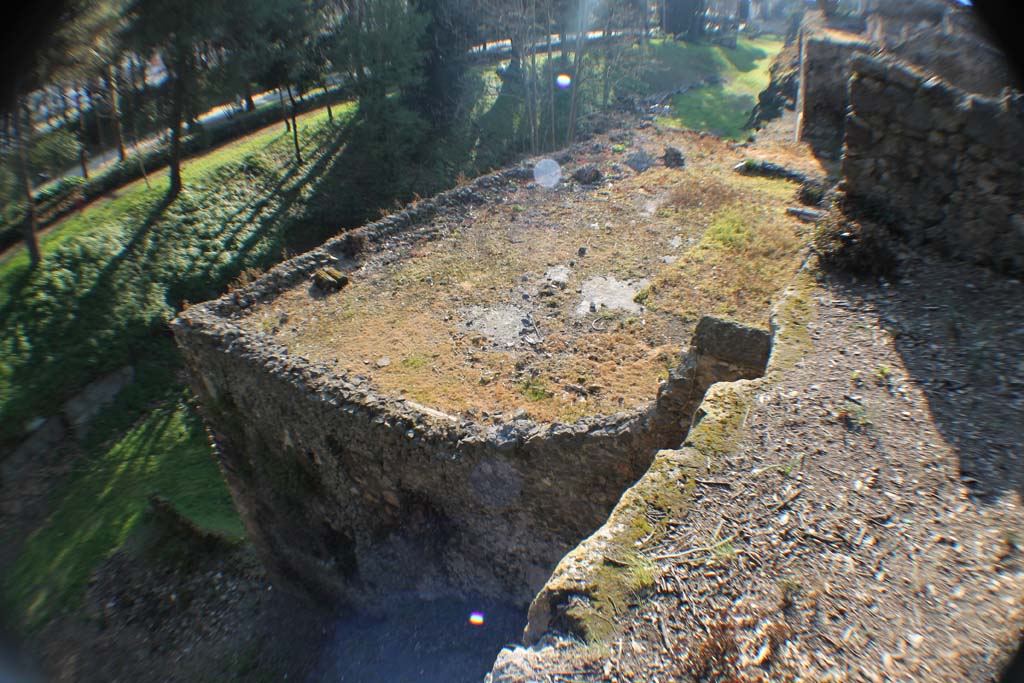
[
  {"left": 30, "top": 128, "right": 80, "bottom": 178},
  {"left": 272, "top": 0, "right": 330, "bottom": 163},
  {"left": 219, "top": 0, "right": 291, "bottom": 114},
  {"left": 662, "top": 0, "right": 705, "bottom": 38},
  {"left": 407, "top": 0, "right": 479, "bottom": 127},
  {"left": 132, "top": 0, "right": 227, "bottom": 198},
  {"left": 3, "top": 0, "right": 128, "bottom": 266},
  {"left": 13, "top": 101, "right": 42, "bottom": 266},
  {"left": 329, "top": 0, "right": 428, "bottom": 113}
]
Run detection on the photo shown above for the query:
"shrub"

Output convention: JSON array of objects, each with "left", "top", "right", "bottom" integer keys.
[
  {"left": 813, "top": 193, "right": 901, "bottom": 277},
  {"left": 30, "top": 129, "right": 81, "bottom": 179},
  {"left": 797, "top": 180, "right": 827, "bottom": 207}
]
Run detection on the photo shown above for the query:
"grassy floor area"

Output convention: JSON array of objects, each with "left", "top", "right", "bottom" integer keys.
[
  {"left": 0, "top": 104, "right": 354, "bottom": 444},
  {"left": 242, "top": 129, "right": 806, "bottom": 423},
  {"left": 647, "top": 36, "right": 784, "bottom": 139},
  {"left": 3, "top": 343, "right": 245, "bottom": 630},
  {"left": 0, "top": 104, "right": 354, "bottom": 630}
]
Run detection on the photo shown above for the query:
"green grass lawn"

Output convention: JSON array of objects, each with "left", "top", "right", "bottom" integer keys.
[
  {"left": 0, "top": 104, "right": 353, "bottom": 444},
  {"left": 646, "top": 36, "right": 784, "bottom": 139},
  {"left": 0, "top": 103, "right": 354, "bottom": 630},
  {"left": 3, "top": 343, "right": 245, "bottom": 630}
]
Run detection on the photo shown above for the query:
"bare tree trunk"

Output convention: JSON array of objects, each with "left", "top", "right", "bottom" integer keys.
[
  {"left": 528, "top": 0, "right": 540, "bottom": 154},
  {"left": 279, "top": 88, "right": 290, "bottom": 131},
  {"left": 88, "top": 82, "right": 108, "bottom": 154},
  {"left": 168, "top": 50, "right": 189, "bottom": 198},
  {"left": 602, "top": 12, "right": 615, "bottom": 108},
  {"left": 15, "top": 100, "right": 41, "bottom": 267},
  {"left": 567, "top": 10, "right": 589, "bottom": 144},
  {"left": 129, "top": 66, "right": 150, "bottom": 190},
  {"left": 75, "top": 85, "right": 90, "bottom": 180},
  {"left": 690, "top": 0, "right": 706, "bottom": 41},
  {"left": 321, "top": 79, "right": 333, "bottom": 122},
  {"left": 244, "top": 82, "right": 256, "bottom": 112},
  {"left": 108, "top": 64, "right": 126, "bottom": 162},
  {"left": 124, "top": 59, "right": 136, "bottom": 135},
  {"left": 546, "top": 1, "right": 556, "bottom": 148},
  {"left": 286, "top": 85, "right": 302, "bottom": 164}
]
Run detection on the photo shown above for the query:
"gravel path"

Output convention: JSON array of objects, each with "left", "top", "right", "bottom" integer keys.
[{"left": 490, "top": 254, "right": 1024, "bottom": 682}]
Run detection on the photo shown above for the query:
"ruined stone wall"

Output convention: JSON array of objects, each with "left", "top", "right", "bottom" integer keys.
[
  {"left": 796, "top": 3, "right": 1014, "bottom": 158},
  {"left": 173, "top": 166, "right": 771, "bottom": 611},
  {"left": 865, "top": 12, "right": 1014, "bottom": 97},
  {"left": 796, "top": 33, "right": 874, "bottom": 159},
  {"left": 842, "top": 54, "right": 1024, "bottom": 276}
]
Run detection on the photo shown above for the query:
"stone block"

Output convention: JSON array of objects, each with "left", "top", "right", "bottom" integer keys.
[
  {"left": 887, "top": 61, "right": 924, "bottom": 91},
  {"left": 850, "top": 76, "right": 887, "bottom": 117},
  {"left": 693, "top": 316, "right": 771, "bottom": 371},
  {"left": 964, "top": 95, "right": 1003, "bottom": 146},
  {"left": 843, "top": 115, "right": 875, "bottom": 149},
  {"left": 849, "top": 53, "right": 890, "bottom": 82}
]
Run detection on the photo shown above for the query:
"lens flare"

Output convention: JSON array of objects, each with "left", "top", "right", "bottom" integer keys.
[
  {"left": 469, "top": 612, "right": 485, "bottom": 626},
  {"left": 533, "top": 158, "right": 562, "bottom": 188},
  {"left": 556, "top": 73, "right": 572, "bottom": 89}
]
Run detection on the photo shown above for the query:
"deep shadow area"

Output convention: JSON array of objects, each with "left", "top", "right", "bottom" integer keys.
[
  {"left": 830, "top": 255, "right": 1024, "bottom": 504},
  {"left": 307, "top": 596, "right": 525, "bottom": 683}
]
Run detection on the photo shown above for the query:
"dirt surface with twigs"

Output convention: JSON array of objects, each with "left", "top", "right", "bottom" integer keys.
[{"left": 488, "top": 253, "right": 1024, "bottom": 682}]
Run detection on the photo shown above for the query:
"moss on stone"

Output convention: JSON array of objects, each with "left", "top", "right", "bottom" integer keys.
[
  {"left": 551, "top": 448, "right": 706, "bottom": 644},
  {"left": 766, "top": 266, "right": 818, "bottom": 372},
  {"left": 684, "top": 381, "right": 756, "bottom": 457},
  {"left": 525, "top": 266, "right": 828, "bottom": 648}
]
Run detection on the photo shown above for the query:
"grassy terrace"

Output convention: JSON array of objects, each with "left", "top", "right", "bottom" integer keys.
[{"left": 241, "top": 128, "right": 806, "bottom": 423}]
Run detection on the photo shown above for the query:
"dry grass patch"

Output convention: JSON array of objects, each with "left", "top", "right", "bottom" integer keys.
[
  {"left": 647, "top": 179, "right": 808, "bottom": 326},
  {"left": 241, "top": 130, "right": 808, "bottom": 422}
]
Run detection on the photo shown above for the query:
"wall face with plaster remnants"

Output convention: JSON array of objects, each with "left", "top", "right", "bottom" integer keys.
[
  {"left": 842, "top": 54, "right": 1024, "bottom": 275},
  {"left": 797, "top": 34, "right": 874, "bottom": 158},
  {"left": 173, "top": 167, "right": 772, "bottom": 611}
]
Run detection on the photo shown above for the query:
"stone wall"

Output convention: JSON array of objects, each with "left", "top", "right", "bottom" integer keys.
[
  {"left": 842, "top": 54, "right": 1024, "bottom": 275},
  {"left": 510, "top": 267, "right": 811, "bottom": 652},
  {"left": 867, "top": 12, "right": 1014, "bottom": 97},
  {"left": 795, "top": 4, "right": 1015, "bottom": 158},
  {"left": 796, "top": 33, "right": 874, "bottom": 159},
  {"left": 173, "top": 166, "right": 772, "bottom": 612}
]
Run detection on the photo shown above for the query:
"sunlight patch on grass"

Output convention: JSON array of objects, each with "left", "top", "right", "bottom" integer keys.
[
  {"left": 653, "top": 36, "right": 784, "bottom": 139},
  {"left": 0, "top": 105, "right": 351, "bottom": 444},
  {"left": 1, "top": 346, "right": 243, "bottom": 630},
  {"left": 647, "top": 173, "right": 808, "bottom": 325}
]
